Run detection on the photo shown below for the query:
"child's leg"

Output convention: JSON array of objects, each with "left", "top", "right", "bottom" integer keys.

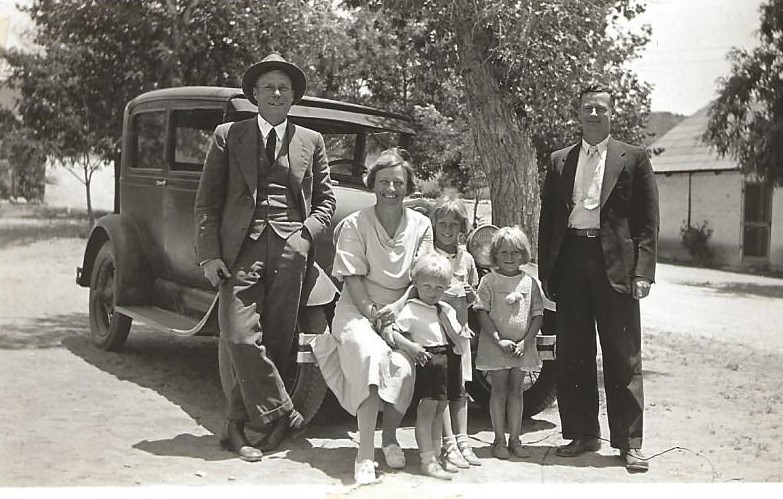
[
  {"left": 416, "top": 398, "right": 439, "bottom": 461},
  {"left": 431, "top": 400, "right": 448, "bottom": 452},
  {"left": 441, "top": 403, "right": 456, "bottom": 451},
  {"left": 507, "top": 369, "right": 525, "bottom": 442},
  {"left": 488, "top": 369, "right": 510, "bottom": 443},
  {"left": 356, "top": 386, "right": 381, "bottom": 462}
]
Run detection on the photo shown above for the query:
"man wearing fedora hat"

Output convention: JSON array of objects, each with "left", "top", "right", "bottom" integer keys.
[{"left": 195, "top": 53, "right": 335, "bottom": 461}]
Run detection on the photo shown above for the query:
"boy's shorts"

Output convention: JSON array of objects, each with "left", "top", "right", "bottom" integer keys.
[{"left": 414, "top": 344, "right": 465, "bottom": 402}]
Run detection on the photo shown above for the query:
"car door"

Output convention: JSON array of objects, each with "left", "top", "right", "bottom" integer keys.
[
  {"left": 161, "top": 105, "right": 226, "bottom": 289},
  {"left": 121, "top": 106, "right": 167, "bottom": 279}
]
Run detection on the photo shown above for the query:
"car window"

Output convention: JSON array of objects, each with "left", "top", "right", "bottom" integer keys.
[
  {"left": 171, "top": 108, "right": 224, "bottom": 172},
  {"left": 324, "top": 133, "right": 359, "bottom": 178},
  {"left": 130, "top": 111, "right": 167, "bottom": 170}
]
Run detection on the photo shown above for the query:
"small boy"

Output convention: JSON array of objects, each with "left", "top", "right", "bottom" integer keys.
[{"left": 386, "top": 252, "right": 468, "bottom": 480}]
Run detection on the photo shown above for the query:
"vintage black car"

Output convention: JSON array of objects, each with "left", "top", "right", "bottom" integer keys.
[{"left": 76, "top": 87, "right": 555, "bottom": 423}]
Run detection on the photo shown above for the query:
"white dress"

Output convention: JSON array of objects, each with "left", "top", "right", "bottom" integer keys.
[
  {"left": 474, "top": 271, "right": 544, "bottom": 371},
  {"left": 309, "top": 207, "right": 433, "bottom": 415}
]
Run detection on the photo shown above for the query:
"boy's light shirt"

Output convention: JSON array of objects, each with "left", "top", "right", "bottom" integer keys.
[{"left": 396, "top": 298, "right": 466, "bottom": 352}]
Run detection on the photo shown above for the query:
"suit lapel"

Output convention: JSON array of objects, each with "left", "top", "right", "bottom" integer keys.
[
  {"left": 601, "top": 137, "right": 626, "bottom": 208},
  {"left": 232, "top": 119, "right": 258, "bottom": 202},
  {"left": 285, "top": 122, "right": 304, "bottom": 191},
  {"left": 558, "top": 144, "right": 580, "bottom": 209}
]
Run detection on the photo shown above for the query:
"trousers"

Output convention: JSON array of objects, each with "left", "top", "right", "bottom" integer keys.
[
  {"left": 217, "top": 227, "right": 310, "bottom": 427},
  {"left": 553, "top": 234, "right": 644, "bottom": 450}
]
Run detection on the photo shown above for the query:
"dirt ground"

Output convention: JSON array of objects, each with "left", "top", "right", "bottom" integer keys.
[{"left": 1, "top": 210, "right": 782, "bottom": 498}]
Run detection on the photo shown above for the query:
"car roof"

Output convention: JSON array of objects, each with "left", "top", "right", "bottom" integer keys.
[{"left": 127, "top": 86, "right": 416, "bottom": 134}]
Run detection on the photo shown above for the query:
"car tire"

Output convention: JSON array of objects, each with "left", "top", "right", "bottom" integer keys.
[
  {"left": 285, "top": 305, "right": 330, "bottom": 425},
  {"left": 89, "top": 242, "right": 132, "bottom": 351}
]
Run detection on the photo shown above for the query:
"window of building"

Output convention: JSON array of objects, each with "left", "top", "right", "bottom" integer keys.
[{"left": 742, "top": 182, "right": 773, "bottom": 258}]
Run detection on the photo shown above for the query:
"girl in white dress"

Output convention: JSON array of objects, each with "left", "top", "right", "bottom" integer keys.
[{"left": 474, "top": 226, "right": 543, "bottom": 460}]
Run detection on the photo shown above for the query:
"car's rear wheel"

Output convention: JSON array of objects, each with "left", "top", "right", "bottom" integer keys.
[
  {"left": 89, "top": 242, "right": 132, "bottom": 351},
  {"left": 284, "top": 305, "right": 330, "bottom": 425}
]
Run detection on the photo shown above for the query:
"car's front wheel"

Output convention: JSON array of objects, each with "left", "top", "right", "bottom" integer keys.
[
  {"left": 89, "top": 242, "right": 132, "bottom": 351},
  {"left": 284, "top": 305, "right": 330, "bottom": 425}
]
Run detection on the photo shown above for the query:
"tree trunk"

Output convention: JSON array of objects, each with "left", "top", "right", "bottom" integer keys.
[{"left": 452, "top": 5, "right": 541, "bottom": 254}]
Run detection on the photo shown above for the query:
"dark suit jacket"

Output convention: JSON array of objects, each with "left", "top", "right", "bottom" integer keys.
[
  {"left": 538, "top": 137, "right": 659, "bottom": 295},
  {"left": 194, "top": 118, "right": 336, "bottom": 269}
]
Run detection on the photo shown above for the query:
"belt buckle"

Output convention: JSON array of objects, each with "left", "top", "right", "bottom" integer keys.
[{"left": 586, "top": 229, "right": 598, "bottom": 238}]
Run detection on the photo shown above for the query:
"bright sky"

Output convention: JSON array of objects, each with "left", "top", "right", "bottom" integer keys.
[
  {"left": 627, "top": 0, "right": 766, "bottom": 115},
  {"left": 1, "top": 0, "right": 769, "bottom": 117}
]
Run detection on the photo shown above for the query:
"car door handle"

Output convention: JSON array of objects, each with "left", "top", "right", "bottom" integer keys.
[{"left": 155, "top": 179, "right": 166, "bottom": 186}]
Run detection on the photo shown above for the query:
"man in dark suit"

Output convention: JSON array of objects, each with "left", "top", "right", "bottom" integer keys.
[
  {"left": 538, "top": 85, "right": 659, "bottom": 472},
  {"left": 194, "top": 54, "right": 335, "bottom": 461}
]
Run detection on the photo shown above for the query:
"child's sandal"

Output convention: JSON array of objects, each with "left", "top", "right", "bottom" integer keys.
[
  {"left": 459, "top": 445, "right": 482, "bottom": 466},
  {"left": 508, "top": 438, "right": 531, "bottom": 458}
]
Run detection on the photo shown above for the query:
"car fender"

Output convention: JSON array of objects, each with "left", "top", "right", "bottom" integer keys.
[
  {"left": 76, "top": 214, "right": 154, "bottom": 306},
  {"left": 305, "top": 262, "right": 338, "bottom": 307}
]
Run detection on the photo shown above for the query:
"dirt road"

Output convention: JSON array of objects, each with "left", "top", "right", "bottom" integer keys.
[{"left": 1, "top": 232, "right": 782, "bottom": 496}]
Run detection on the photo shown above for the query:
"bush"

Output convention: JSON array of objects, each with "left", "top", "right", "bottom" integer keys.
[{"left": 680, "top": 220, "right": 713, "bottom": 265}]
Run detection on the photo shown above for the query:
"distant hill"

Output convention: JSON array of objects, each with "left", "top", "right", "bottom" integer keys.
[{"left": 642, "top": 111, "right": 687, "bottom": 146}]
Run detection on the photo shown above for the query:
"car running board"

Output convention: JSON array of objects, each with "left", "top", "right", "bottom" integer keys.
[{"left": 116, "top": 293, "right": 219, "bottom": 337}]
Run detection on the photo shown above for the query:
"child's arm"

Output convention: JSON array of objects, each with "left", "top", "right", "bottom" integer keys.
[
  {"left": 477, "top": 309, "right": 517, "bottom": 355},
  {"left": 516, "top": 315, "right": 543, "bottom": 354},
  {"left": 393, "top": 331, "right": 431, "bottom": 367}
]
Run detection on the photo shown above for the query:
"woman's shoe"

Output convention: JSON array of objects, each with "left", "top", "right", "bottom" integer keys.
[
  {"left": 458, "top": 445, "right": 482, "bottom": 466},
  {"left": 508, "top": 438, "right": 531, "bottom": 458},
  {"left": 442, "top": 446, "right": 470, "bottom": 469},
  {"left": 421, "top": 459, "right": 453, "bottom": 480},
  {"left": 491, "top": 439, "right": 509, "bottom": 460},
  {"left": 354, "top": 459, "right": 379, "bottom": 485},
  {"left": 381, "top": 443, "right": 406, "bottom": 469}
]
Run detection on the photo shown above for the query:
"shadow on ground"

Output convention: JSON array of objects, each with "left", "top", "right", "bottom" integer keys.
[{"left": 684, "top": 281, "right": 783, "bottom": 299}]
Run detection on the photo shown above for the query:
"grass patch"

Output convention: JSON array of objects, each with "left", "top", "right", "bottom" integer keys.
[{"left": 0, "top": 203, "right": 110, "bottom": 249}]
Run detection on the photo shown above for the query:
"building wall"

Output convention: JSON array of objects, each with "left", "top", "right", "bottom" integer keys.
[
  {"left": 769, "top": 185, "right": 783, "bottom": 271},
  {"left": 655, "top": 171, "right": 743, "bottom": 267}
]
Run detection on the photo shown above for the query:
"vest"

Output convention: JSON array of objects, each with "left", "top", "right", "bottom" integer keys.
[{"left": 248, "top": 128, "right": 304, "bottom": 240}]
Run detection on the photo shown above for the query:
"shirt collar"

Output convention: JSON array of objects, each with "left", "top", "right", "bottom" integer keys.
[
  {"left": 257, "top": 116, "right": 288, "bottom": 140},
  {"left": 581, "top": 136, "right": 610, "bottom": 155}
]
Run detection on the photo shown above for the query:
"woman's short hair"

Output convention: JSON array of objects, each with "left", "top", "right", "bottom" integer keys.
[
  {"left": 430, "top": 197, "right": 471, "bottom": 236},
  {"left": 489, "top": 226, "right": 532, "bottom": 266},
  {"left": 364, "top": 147, "right": 417, "bottom": 195},
  {"left": 410, "top": 252, "right": 453, "bottom": 283}
]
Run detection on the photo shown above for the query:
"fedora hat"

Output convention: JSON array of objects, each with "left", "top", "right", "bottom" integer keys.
[{"left": 241, "top": 53, "right": 307, "bottom": 105}]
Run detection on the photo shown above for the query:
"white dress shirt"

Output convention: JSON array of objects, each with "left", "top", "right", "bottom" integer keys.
[
  {"left": 568, "top": 136, "right": 609, "bottom": 229},
  {"left": 256, "top": 116, "right": 287, "bottom": 161}
]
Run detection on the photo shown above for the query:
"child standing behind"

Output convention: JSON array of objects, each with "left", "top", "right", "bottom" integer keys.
[
  {"left": 430, "top": 198, "right": 481, "bottom": 468},
  {"left": 474, "top": 226, "right": 543, "bottom": 459},
  {"left": 390, "top": 252, "right": 467, "bottom": 480}
]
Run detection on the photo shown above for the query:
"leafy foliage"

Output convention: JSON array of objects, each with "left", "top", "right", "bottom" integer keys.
[{"left": 704, "top": 0, "right": 783, "bottom": 186}]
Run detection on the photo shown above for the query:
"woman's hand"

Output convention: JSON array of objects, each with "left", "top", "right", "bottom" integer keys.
[{"left": 372, "top": 305, "right": 397, "bottom": 330}]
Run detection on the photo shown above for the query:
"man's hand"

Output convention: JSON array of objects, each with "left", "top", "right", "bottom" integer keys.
[
  {"left": 632, "top": 277, "right": 652, "bottom": 300},
  {"left": 202, "top": 258, "right": 231, "bottom": 287}
]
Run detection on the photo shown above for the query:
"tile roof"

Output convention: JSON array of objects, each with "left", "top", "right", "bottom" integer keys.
[{"left": 649, "top": 104, "right": 738, "bottom": 173}]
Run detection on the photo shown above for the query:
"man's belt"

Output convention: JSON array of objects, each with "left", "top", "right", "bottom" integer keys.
[{"left": 567, "top": 228, "right": 600, "bottom": 238}]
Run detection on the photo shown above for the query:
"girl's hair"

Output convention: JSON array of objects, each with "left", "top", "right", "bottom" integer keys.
[
  {"left": 489, "top": 226, "right": 532, "bottom": 266},
  {"left": 363, "top": 147, "right": 417, "bottom": 195},
  {"left": 430, "top": 196, "right": 471, "bottom": 236},
  {"left": 410, "top": 252, "right": 453, "bottom": 283}
]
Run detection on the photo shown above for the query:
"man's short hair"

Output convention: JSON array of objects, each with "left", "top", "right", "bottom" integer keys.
[{"left": 578, "top": 84, "right": 615, "bottom": 109}]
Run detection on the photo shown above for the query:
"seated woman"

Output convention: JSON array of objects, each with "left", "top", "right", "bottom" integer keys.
[{"left": 310, "top": 147, "right": 433, "bottom": 485}]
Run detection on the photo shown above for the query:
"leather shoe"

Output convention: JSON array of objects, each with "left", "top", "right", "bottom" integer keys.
[
  {"left": 219, "top": 422, "right": 263, "bottom": 462},
  {"left": 555, "top": 437, "right": 601, "bottom": 457},
  {"left": 259, "top": 409, "right": 305, "bottom": 452},
  {"left": 621, "top": 448, "right": 649, "bottom": 473}
]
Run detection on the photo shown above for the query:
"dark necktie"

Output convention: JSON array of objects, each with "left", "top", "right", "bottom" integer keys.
[{"left": 265, "top": 129, "right": 277, "bottom": 165}]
